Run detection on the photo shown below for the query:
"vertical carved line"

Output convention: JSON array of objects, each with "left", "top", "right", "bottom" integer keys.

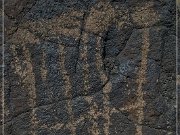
[
  {"left": 22, "top": 47, "right": 37, "bottom": 135},
  {"left": 80, "top": 33, "right": 92, "bottom": 134},
  {"left": 9, "top": 28, "right": 40, "bottom": 134},
  {"left": 80, "top": 33, "right": 100, "bottom": 135},
  {"left": 135, "top": 29, "right": 150, "bottom": 135},
  {"left": 40, "top": 49, "right": 47, "bottom": 82},
  {"left": 40, "top": 48, "right": 52, "bottom": 101},
  {"left": 11, "top": 45, "right": 37, "bottom": 135},
  {"left": 95, "top": 36, "right": 108, "bottom": 84},
  {"left": 58, "top": 45, "right": 76, "bottom": 135},
  {"left": 88, "top": 102, "right": 100, "bottom": 135},
  {"left": 81, "top": 33, "right": 90, "bottom": 94},
  {"left": 95, "top": 36, "right": 112, "bottom": 135},
  {"left": 102, "top": 82, "right": 112, "bottom": 135},
  {"left": 117, "top": 29, "right": 150, "bottom": 135}
]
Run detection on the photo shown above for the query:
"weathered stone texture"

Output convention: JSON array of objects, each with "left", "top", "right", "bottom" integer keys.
[{"left": 2, "top": 0, "right": 176, "bottom": 135}]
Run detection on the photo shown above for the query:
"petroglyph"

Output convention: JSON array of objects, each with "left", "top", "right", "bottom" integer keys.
[
  {"left": 131, "top": 2, "right": 160, "bottom": 27},
  {"left": 82, "top": 2, "right": 118, "bottom": 133},
  {"left": 21, "top": 48, "right": 38, "bottom": 135},
  {"left": 118, "top": 29, "right": 150, "bottom": 135},
  {"left": 4, "top": 0, "right": 176, "bottom": 134},
  {"left": 11, "top": 45, "right": 38, "bottom": 134},
  {"left": 88, "top": 102, "right": 100, "bottom": 135},
  {"left": 102, "top": 82, "right": 112, "bottom": 135},
  {"left": 58, "top": 45, "right": 76, "bottom": 135},
  {"left": 40, "top": 49, "right": 47, "bottom": 82},
  {"left": 80, "top": 32, "right": 100, "bottom": 135},
  {"left": 95, "top": 36, "right": 112, "bottom": 135},
  {"left": 134, "top": 29, "right": 149, "bottom": 135},
  {"left": 80, "top": 32, "right": 90, "bottom": 95},
  {"left": 85, "top": 1, "right": 115, "bottom": 34},
  {"left": 9, "top": 7, "right": 146, "bottom": 135},
  {"left": 95, "top": 36, "right": 108, "bottom": 84},
  {"left": 7, "top": 28, "right": 40, "bottom": 115}
]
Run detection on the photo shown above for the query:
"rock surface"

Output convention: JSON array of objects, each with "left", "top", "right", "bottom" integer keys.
[{"left": 2, "top": 0, "right": 176, "bottom": 135}]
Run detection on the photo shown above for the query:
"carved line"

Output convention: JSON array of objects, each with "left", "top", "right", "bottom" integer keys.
[
  {"left": 95, "top": 36, "right": 112, "bottom": 135},
  {"left": 81, "top": 32, "right": 90, "bottom": 95},
  {"left": 118, "top": 29, "right": 150, "bottom": 135},
  {"left": 40, "top": 49, "right": 47, "bottom": 82},
  {"left": 11, "top": 45, "right": 37, "bottom": 135},
  {"left": 134, "top": 29, "right": 150, "bottom": 135},
  {"left": 80, "top": 32, "right": 100, "bottom": 135},
  {"left": 40, "top": 48, "right": 52, "bottom": 101},
  {"left": 58, "top": 45, "right": 76, "bottom": 135}
]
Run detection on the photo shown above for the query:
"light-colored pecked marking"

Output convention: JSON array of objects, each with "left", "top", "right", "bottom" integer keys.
[
  {"left": 58, "top": 45, "right": 76, "bottom": 135},
  {"left": 9, "top": 28, "right": 40, "bottom": 134},
  {"left": 22, "top": 47, "right": 38, "bottom": 135},
  {"left": 40, "top": 48, "right": 52, "bottom": 101},
  {"left": 11, "top": 45, "right": 38, "bottom": 135},
  {"left": 6, "top": 1, "right": 159, "bottom": 134},
  {"left": 118, "top": 29, "right": 150, "bottom": 135},
  {"left": 40, "top": 49, "right": 47, "bottom": 82},
  {"left": 134, "top": 29, "right": 149, "bottom": 135},
  {"left": 102, "top": 82, "right": 112, "bottom": 135},
  {"left": 80, "top": 32, "right": 90, "bottom": 94},
  {"left": 80, "top": 32, "right": 100, "bottom": 135},
  {"left": 84, "top": 1, "right": 115, "bottom": 34},
  {"left": 95, "top": 36, "right": 112, "bottom": 135},
  {"left": 88, "top": 102, "right": 100, "bottom": 135}
]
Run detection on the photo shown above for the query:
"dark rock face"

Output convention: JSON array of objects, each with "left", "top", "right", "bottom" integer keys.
[{"left": 3, "top": 0, "right": 176, "bottom": 135}]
